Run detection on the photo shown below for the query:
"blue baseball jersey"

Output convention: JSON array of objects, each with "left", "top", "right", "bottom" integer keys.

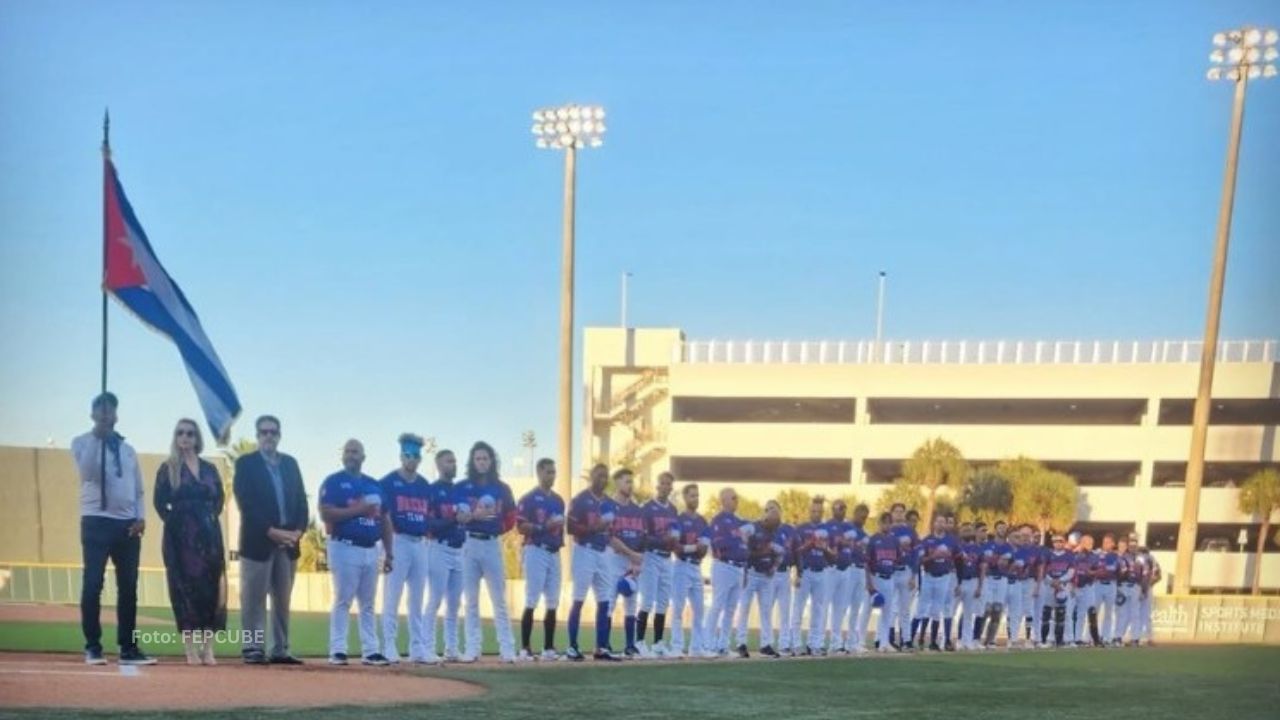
[
  {"left": 709, "top": 511, "right": 749, "bottom": 564},
  {"left": 774, "top": 523, "right": 797, "bottom": 569},
  {"left": 957, "top": 542, "right": 983, "bottom": 581},
  {"left": 1074, "top": 550, "right": 1098, "bottom": 586},
  {"left": 642, "top": 498, "right": 680, "bottom": 553},
  {"left": 1009, "top": 546, "right": 1040, "bottom": 580},
  {"left": 1095, "top": 550, "right": 1121, "bottom": 582},
  {"left": 674, "top": 511, "right": 711, "bottom": 562},
  {"left": 827, "top": 520, "right": 856, "bottom": 569},
  {"left": 451, "top": 477, "right": 516, "bottom": 536},
  {"left": 569, "top": 490, "right": 616, "bottom": 551},
  {"left": 747, "top": 523, "right": 780, "bottom": 573},
  {"left": 846, "top": 524, "right": 869, "bottom": 568},
  {"left": 425, "top": 478, "right": 465, "bottom": 546},
  {"left": 1118, "top": 552, "right": 1137, "bottom": 583},
  {"left": 982, "top": 540, "right": 1014, "bottom": 579},
  {"left": 919, "top": 534, "right": 960, "bottom": 576},
  {"left": 379, "top": 470, "right": 431, "bottom": 536},
  {"left": 516, "top": 487, "right": 565, "bottom": 551},
  {"left": 867, "top": 531, "right": 901, "bottom": 576},
  {"left": 1043, "top": 549, "right": 1075, "bottom": 581},
  {"left": 319, "top": 470, "right": 384, "bottom": 545},
  {"left": 890, "top": 525, "right": 919, "bottom": 570},
  {"left": 795, "top": 521, "right": 831, "bottom": 571},
  {"left": 612, "top": 498, "right": 647, "bottom": 552}
]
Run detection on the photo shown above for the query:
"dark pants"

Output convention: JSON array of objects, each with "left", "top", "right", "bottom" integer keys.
[{"left": 81, "top": 516, "right": 141, "bottom": 652}]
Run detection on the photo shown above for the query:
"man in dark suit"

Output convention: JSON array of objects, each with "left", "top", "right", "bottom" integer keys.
[{"left": 233, "top": 414, "right": 309, "bottom": 665}]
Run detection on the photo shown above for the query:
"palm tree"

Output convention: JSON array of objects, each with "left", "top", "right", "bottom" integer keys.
[
  {"left": 1001, "top": 457, "right": 1078, "bottom": 534},
  {"left": 1238, "top": 468, "right": 1280, "bottom": 595},
  {"left": 521, "top": 431, "right": 537, "bottom": 475},
  {"left": 961, "top": 467, "right": 1014, "bottom": 526},
  {"left": 902, "top": 438, "right": 969, "bottom": 532}
]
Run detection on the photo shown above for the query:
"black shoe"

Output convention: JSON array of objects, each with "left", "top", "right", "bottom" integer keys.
[
  {"left": 760, "top": 645, "right": 780, "bottom": 658},
  {"left": 593, "top": 649, "right": 621, "bottom": 662},
  {"left": 269, "top": 655, "right": 304, "bottom": 665},
  {"left": 814, "top": 647, "right": 828, "bottom": 657},
  {"left": 85, "top": 648, "right": 107, "bottom": 666},
  {"left": 889, "top": 640, "right": 902, "bottom": 651},
  {"left": 736, "top": 644, "right": 750, "bottom": 659},
  {"left": 566, "top": 646, "right": 585, "bottom": 662},
  {"left": 797, "top": 646, "right": 813, "bottom": 657},
  {"left": 929, "top": 642, "right": 941, "bottom": 652},
  {"left": 944, "top": 641, "right": 956, "bottom": 652},
  {"left": 329, "top": 653, "right": 349, "bottom": 665},
  {"left": 903, "top": 641, "right": 915, "bottom": 652},
  {"left": 243, "top": 650, "right": 268, "bottom": 665},
  {"left": 624, "top": 646, "right": 640, "bottom": 658},
  {"left": 118, "top": 647, "right": 157, "bottom": 666},
  {"left": 363, "top": 653, "right": 391, "bottom": 666}
]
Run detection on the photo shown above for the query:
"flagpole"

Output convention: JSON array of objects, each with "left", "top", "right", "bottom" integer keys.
[{"left": 101, "top": 109, "right": 110, "bottom": 396}]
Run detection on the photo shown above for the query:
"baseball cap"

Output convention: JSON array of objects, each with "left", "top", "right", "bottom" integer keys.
[
  {"left": 616, "top": 576, "right": 637, "bottom": 598},
  {"left": 91, "top": 392, "right": 119, "bottom": 411}
]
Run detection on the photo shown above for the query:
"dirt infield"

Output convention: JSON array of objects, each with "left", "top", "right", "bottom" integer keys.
[
  {"left": 0, "top": 603, "right": 167, "bottom": 626},
  {"left": 0, "top": 653, "right": 483, "bottom": 710}
]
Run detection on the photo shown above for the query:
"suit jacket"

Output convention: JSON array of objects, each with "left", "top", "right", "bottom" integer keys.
[{"left": 233, "top": 451, "right": 309, "bottom": 562}]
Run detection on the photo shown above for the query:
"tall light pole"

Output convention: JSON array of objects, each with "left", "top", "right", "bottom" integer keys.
[
  {"left": 532, "top": 104, "right": 606, "bottom": 503},
  {"left": 1173, "top": 26, "right": 1276, "bottom": 595},
  {"left": 874, "top": 270, "right": 887, "bottom": 361},
  {"left": 620, "top": 271, "right": 631, "bottom": 328}
]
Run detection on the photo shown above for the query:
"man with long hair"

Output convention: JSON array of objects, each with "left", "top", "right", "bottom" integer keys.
[{"left": 452, "top": 441, "right": 518, "bottom": 663}]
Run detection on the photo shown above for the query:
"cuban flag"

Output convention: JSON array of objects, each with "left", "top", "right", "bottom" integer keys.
[{"left": 103, "top": 158, "right": 241, "bottom": 442}]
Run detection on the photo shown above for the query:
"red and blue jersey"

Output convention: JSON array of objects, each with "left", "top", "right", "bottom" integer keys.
[
  {"left": 774, "top": 523, "right": 797, "bottom": 570},
  {"left": 674, "top": 511, "right": 710, "bottom": 562},
  {"left": 846, "top": 524, "right": 869, "bottom": 568},
  {"left": 795, "top": 521, "right": 831, "bottom": 571},
  {"left": 1043, "top": 549, "right": 1075, "bottom": 581},
  {"left": 920, "top": 534, "right": 960, "bottom": 576},
  {"left": 1010, "top": 546, "right": 1040, "bottom": 580},
  {"left": 891, "top": 525, "right": 919, "bottom": 570},
  {"left": 569, "top": 490, "right": 616, "bottom": 551},
  {"left": 642, "top": 498, "right": 680, "bottom": 554},
  {"left": 1095, "top": 550, "right": 1121, "bottom": 582},
  {"left": 451, "top": 477, "right": 516, "bottom": 537},
  {"left": 319, "top": 470, "right": 383, "bottom": 546},
  {"left": 982, "top": 540, "right": 1014, "bottom": 579},
  {"left": 747, "top": 524, "right": 780, "bottom": 573},
  {"left": 1118, "top": 552, "right": 1137, "bottom": 583},
  {"left": 379, "top": 471, "right": 431, "bottom": 537},
  {"left": 425, "top": 479, "right": 465, "bottom": 546},
  {"left": 827, "top": 520, "right": 856, "bottom": 569},
  {"left": 517, "top": 487, "right": 565, "bottom": 551},
  {"left": 1074, "top": 550, "right": 1098, "bottom": 587},
  {"left": 612, "top": 498, "right": 647, "bottom": 552},
  {"left": 709, "top": 511, "right": 749, "bottom": 564},
  {"left": 957, "top": 542, "right": 983, "bottom": 581},
  {"left": 867, "top": 531, "right": 901, "bottom": 576}
]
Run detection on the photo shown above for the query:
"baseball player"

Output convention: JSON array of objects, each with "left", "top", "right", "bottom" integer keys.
[
  {"left": 1040, "top": 532, "right": 1076, "bottom": 647},
  {"left": 378, "top": 434, "right": 432, "bottom": 664},
  {"left": 865, "top": 512, "right": 901, "bottom": 653},
  {"left": 844, "top": 504, "right": 871, "bottom": 654},
  {"left": 1073, "top": 534, "right": 1102, "bottom": 647},
  {"left": 766, "top": 511, "right": 797, "bottom": 656},
  {"left": 422, "top": 449, "right": 464, "bottom": 664},
  {"left": 1093, "top": 533, "right": 1122, "bottom": 646},
  {"left": 937, "top": 514, "right": 961, "bottom": 651},
  {"left": 636, "top": 471, "right": 679, "bottom": 658},
  {"left": 823, "top": 499, "right": 855, "bottom": 654},
  {"left": 704, "top": 488, "right": 749, "bottom": 657},
  {"left": 516, "top": 458, "right": 566, "bottom": 661},
  {"left": 669, "top": 483, "right": 711, "bottom": 658},
  {"left": 608, "top": 469, "right": 649, "bottom": 658},
  {"left": 319, "top": 439, "right": 394, "bottom": 666},
  {"left": 453, "top": 441, "right": 518, "bottom": 663},
  {"left": 1113, "top": 535, "right": 1137, "bottom": 645},
  {"left": 1007, "top": 527, "right": 1041, "bottom": 649},
  {"left": 734, "top": 500, "right": 782, "bottom": 658},
  {"left": 565, "top": 463, "right": 619, "bottom": 661},
  {"left": 1135, "top": 545, "right": 1161, "bottom": 645},
  {"left": 979, "top": 520, "right": 1013, "bottom": 649},
  {"left": 916, "top": 514, "right": 960, "bottom": 651},
  {"left": 954, "top": 523, "right": 984, "bottom": 651},
  {"left": 791, "top": 496, "right": 834, "bottom": 656},
  {"left": 888, "top": 504, "right": 919, "bottom": 650}
]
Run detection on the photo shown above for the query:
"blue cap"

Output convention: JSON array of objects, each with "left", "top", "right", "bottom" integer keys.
[
  {"left": 871, "top": 592, "right": 885, "bottom": 608},
  {"left": 616, "top": 576, "right": 637, "bottom": 598}
]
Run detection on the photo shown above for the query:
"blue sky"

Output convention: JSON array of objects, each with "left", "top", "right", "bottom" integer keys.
[{"left": 1, "top": 1, "right": 1277, "bottom": 496}]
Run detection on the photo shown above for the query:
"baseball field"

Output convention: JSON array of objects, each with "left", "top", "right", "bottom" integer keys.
[{"left": 0, "top": 605, "right": 1278, "bottom": 719}]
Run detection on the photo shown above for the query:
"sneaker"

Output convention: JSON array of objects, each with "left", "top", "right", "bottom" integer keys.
[
  {"left": 944, "top": 641, "right": 956, "bottom": 652},
  {"left": 540, "top": 648, "right": 560, "bottom": 662},
  {"left": 363, "top": 654, "right": 391, "bottom": 666},
  {"left": 834, "top": 647, "right": 850, "bottom": 656},
  {"left": 499, "top": 654, "right": 517, "bottom": 664},
  {"left": 877, "top": 645, "right": 893, "bottom": 654},
  {"left": 455, "top": 654, "right": 478, "bottom": 664},
  {"left": 268, "top": 655, "right": 304, "bottom": 665},
  {"left": 444, "top": 652, "right": 462, "bottom": 663},
  {"left": 852, "top": 645, "right": 869, "bottom": 655},
  {"left": 651, "top": 643, "right": 668, "bottom": 658},
  {"left": 903, "top": 641, "right": 915, "bottom": 652},
  {"left": 383, "top": 653, "right": 402, "bottom": 665},
  {"left": 518, "top": 649, "right": 535, "bottom": 662},
  {"left": 414, "top": 653, "right": 442, "bottom": 665},
  {"left": 698, "top": 649, "right": 720, "bottom": 659},
  {"left": 624, "top": 646, "right": 641, "bottom": 659},
  {"left": 118, "top": 648, "right": 157, "bottom": 666},
  {"left": 565, "top": 646, "right": 585, "bottom": 662},
  {"left": 635, "top": 640, "right": 652, "bottom": 658},
  {"left": 665, "top": 648, "right": 685, "bottom": 660},
  {"left": 85, "top": 648, "right": 107, "bottom": 666},
  {"left": 760, "top": 645, "right": 780, "bottom": 658},
  {"left": 736, "top": 644, "right": 750, "bottom": 659},
  {"left": 797, "top": 646, "right": 813, "bottom": 657},
  {"left": 928, "top": 642, "right": 941, "bottom": 652},
  {"left": 329, "top": 653, "right": 349, "bottom": 666},
  {"left": 243, "top": 650, "right": 268, "bottom": 665},
  {"left": 594, "top": 648, "right": 622, "bottom": 662},
  {"left": 814, "top": 647, "right": 828, "bottom": 657}
]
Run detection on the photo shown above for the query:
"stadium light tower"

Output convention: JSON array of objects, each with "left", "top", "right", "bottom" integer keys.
[
  {"left": 1173, "top": 27, "right": 1276, "bottom": 595},
  {"left": 531, "top": 103, "right": 606, "bottom": 503}
]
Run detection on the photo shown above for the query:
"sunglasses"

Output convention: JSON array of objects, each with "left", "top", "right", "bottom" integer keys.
[{"left": 175, "top": 428, "right": 197, "bottom": 438}]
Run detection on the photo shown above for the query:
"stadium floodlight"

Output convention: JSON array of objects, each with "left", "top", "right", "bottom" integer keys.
[
  {"left": 1176, "top": 26, "right": 1276, "bottom": 595},
  {"left": 530, "top": 102, "right": 607, "bottom": 510}
]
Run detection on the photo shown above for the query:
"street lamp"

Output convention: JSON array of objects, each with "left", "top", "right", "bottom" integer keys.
[
  {"left": 1173, "top": 26, "right": 1276, "bottom": 595},
  {"left": 532, "top": 103, "right": 606, "bottom": 503}
]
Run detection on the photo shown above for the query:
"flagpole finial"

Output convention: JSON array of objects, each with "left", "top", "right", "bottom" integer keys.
[{"left": 102, "top": 108, "right": 111, "bottom": 159}]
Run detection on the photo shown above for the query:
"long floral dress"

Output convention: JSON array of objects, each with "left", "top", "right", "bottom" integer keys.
[{"left": 154, "top": 460, "right": 228, "bottom": 632}]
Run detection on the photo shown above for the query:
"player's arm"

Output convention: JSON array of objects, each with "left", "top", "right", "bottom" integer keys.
[
  {"left": 319, "top": 487, "right": 371, "bottom": 523},
  {"left": 515, "top": 497, "right": 538, "bottom": 536},
  {"left": 381, "top": 511, "right": 395, "bottom": 572},
  {"left": 609, "top": 536, "right": 643, "bottom": 564}
]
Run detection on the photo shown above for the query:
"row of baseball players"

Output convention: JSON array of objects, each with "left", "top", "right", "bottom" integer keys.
[{"left": 325, "top": 435, "right": 1161, "bottom": 665}]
